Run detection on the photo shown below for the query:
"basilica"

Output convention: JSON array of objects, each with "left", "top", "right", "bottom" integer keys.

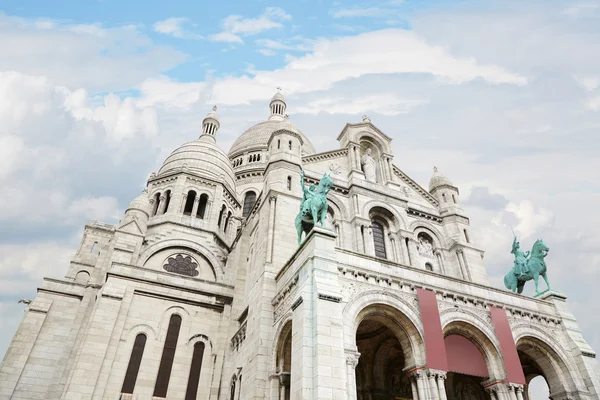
[{"left": 0, "top": 92, "right": 598, "bottom": 400}]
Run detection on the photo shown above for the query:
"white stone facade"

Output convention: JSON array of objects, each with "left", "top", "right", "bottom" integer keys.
[{"left": 1, "top": 93, "right": 599, "bottom": 400}]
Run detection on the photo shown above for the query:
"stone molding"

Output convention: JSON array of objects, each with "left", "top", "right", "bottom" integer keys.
[
  {"left": 407, "top": 207, "right": 443, "bottom": 224},
  {"left": 302, "top": 148, "right": 349, "bottom": 163},
  {"left": 392, "top": 166, "right": 438, "bottom": 206}
]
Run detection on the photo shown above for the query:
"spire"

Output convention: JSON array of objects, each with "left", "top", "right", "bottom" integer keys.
[
  {"left": 269, "top": 87, "right": 286, "bottom": 121},
  {"left": 429, "top": 166, "right": 454, "bottom": 191},
  {"left": 201, "top": 105, "right": 220, "bottom": 141}
]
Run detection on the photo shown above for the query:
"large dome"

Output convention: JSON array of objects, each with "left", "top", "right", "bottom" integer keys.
[
  {"left": 228, "top": 119, "right": 316, "bottom": 157},
  {"left": 158, "top": 136, "right": 236, "bottom": 191}
]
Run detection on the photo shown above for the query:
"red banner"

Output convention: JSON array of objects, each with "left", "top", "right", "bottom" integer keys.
[
  {"left": 490, "top": 306, "right": 526, "bottom": 384},
  {"left": 416, "top": 288, "right": 448, "bottom": 371}
]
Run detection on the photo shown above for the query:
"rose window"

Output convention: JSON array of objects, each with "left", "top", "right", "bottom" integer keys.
[{"left": 163, "top": 254, "right": 199, "bottom": 277}]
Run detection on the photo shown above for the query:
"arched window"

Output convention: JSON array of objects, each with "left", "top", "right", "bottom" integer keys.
[
  {"left": 153, "top": 315, "right": 182, "bottom": 398},
  {"left": 288, "top": 140, "right": 292, "bottom": 150},
  {"left": 121, "top": 334, "right": 147, "bottom": 394},
  {"left": 91, "top": 241, "right": 98, "bottom": 254},
  {"left": 152, "top": 192, "right": 161, "bottom": 216},
  {"left": 218, "top": 205, "right": 226, "bottom": 228},
  {"left": 452, "top": 194, "right": 457, "bottom": 203},
  {"left": 163, "top": 190, "right": 172, "bottom": 214},
  {"left": 425, "top": 262, "right": 433, "bottom": 271},
  {"left": 242, "top": 191, "right": 257, "bottom": 218},
  {"left": 224, "top": 211, "right": 232, "bottom": 232},
  {"left": 287, "top": 176, "right": 292, "bottom": 190},
  {"left": 442, "top": 193, "right": 447, "bottom": 203},
  {"left": 277, "top": 140, "right": 281, "bottom": 149},
  {"left": 230, "top": 376, "right": 237, "bottom": 400},
  {"left": 464, "top": 229, "right": 470, "bottom": 243},
  {"left": 197, "top": 194, "right": 208, "bottom": 219},
  {"left": 184, "top": 342, "right": 206, "bottom": 400},
  {"left": 371, "top": 220, "right": 387, "bottom": 259},
  {"left": 183, "top": 191, "right": 197, "bottom": 215},
  {"left": 237, "top": 375, "right": 242, "bottom": 400}
]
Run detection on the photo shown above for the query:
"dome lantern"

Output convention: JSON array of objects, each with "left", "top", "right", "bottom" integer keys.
[
  {"left": 268, "top": 88, "right": 286, "bottom": 122},
  {"left": 201, "top": 105, "right": 220, "bottom": 141}
]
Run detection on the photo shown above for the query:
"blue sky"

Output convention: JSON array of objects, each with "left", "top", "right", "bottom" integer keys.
[{"left": 2, "top": 1, "right": 600, "bottom": 397}]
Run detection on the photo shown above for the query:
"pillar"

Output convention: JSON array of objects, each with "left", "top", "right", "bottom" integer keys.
[
  {"left": 456, "top": 249, "right": 466, "bottom": 280},
  {"left": 205, "top": 200, "right": 212, "bottom": 222},
  {"left": 427, "top": 370, "right": 440, "bottom": 400},
  {"left": 266, "top": 196, "right": 277, "bottom": 263},
  {"left": 158, "top": 194, "right": 167, "bottom": 214},
  {"left": 402, "top": 236, "right": 411, "bottom": 265},
  {"left": 507, "top": 384, "right": 518, "bottom": 400},
  {"left": 515, "top": 385, "right": 524, "bottom": 400},
  {"left": 407, "top": 239, "right": 419, "bottom": 268},
  {"left": 345, "top": 351, "right": 360, "bottom": 400},
  {"left": 364, "top": 225, "right": 375, "bottom": 257},
  {"left": 435, "top": 249, "right": 445, "bottom": 274},
  {"left": 436, "top": 371, "right": 447, "bottom": 400},
  {"left": 180, "top": 193, "right": 188, "bottom": 213},
  {"left": 410, "top": 370, "right": 427, "bottom": 400},
  {"left": 191, "top": 195, "right": 200, "bottom": 218},
  {"left": 388, "top": 233, "right": 399, "bottom": 263},
  {"left": 354, "top": 223, "right": 363, "bottom": 252}
]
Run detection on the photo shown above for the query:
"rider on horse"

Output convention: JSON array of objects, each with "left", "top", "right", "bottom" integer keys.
[
  {"left": 511, "top": 236, "right": 530, "bottom": 279},
  {"left": 300, "top": 169, "right": 316, "bottom": 214}
]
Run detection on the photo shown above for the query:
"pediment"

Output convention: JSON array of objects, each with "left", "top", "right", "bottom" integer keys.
[{"left": 117, "top": 219, "right": 144, "bottom": 235}]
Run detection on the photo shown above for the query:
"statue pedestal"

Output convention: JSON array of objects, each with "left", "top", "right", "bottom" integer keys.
[{"left": 536, "top": 290, "right": 567, "bottom": 301}]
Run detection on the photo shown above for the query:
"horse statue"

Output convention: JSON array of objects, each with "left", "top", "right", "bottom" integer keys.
[
  {"left": 504, "top": 237, "right": 551, "bottom": 295},
  {"left": 295, "top": 169, "right": 334, "bottom": 245}
]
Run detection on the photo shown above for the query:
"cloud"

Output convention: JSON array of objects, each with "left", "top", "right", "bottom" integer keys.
[
  {"left": 258, "top": 48, "right": 276, "bottom": 56},
  {"left": 153, "top": 17, "right": 202, "bottom": 39},
  {"left": 464, "top": 187, "right": 509, "bottom": 211},
  {"left": 210, "top": 7, "right": 291, "bottom": 43},
  {"left": 295, "top": 93, "right": 427, "bottom": 116},
  {"left": 587, "top": 96, "right": 600, "bottom": 110},
  {"left": 0, "top": 13, "right": 187, "bottom": 92}
]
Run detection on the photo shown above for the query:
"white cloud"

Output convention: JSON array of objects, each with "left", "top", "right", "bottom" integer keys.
[
  {"left": 209, "top": 31, "right": 243, "bottom": 44},
  {"left": 210, "top": 7, "right": 291, "bottom": 43},
  {"left": 258, "top": 48, "right": 276, "bottom": 56},
  {"left": 587, "top": 96, "right": 600, "bottom": 110},
  {"left": 153, "top": 17, "right": 202, "bottom": 39},
  {"left": 576, "top": 75, "right": 600, "bottom": 91},
  {"left": 295, "top": 94, "right": 427, "bottom": 116},
  {"left": 0, "top": 14, "right": 186, "bottom": 92}
]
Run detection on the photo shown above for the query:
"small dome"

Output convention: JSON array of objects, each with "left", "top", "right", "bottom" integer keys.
[
  {"left": 158, "top": 138, "right": 236, "bottom": 191},
  {"left": 271, "top": 91, "right": 285, "bottom": 103},
  {"left": 228, "top": 119, "right": 316, "bottom": 157},
  {"left": 429, "top": 166, "right": 454, "bottom": 191},
  {"left": 126, "top": 188, "right": 152, "bottom": 217},
  {"left": 204, "top": 105, "right": 220, "bottom": 123}
]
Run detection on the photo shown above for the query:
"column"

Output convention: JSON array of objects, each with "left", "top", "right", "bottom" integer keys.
[
  {"left": 407, "top": 239, "right": 419, "bottom": 268},
  {"left": 436, "top": 371, "right": 447, "bottom": 400},
  {"left": 410, "top": 379, "right": 420, "bottom": 400},
  {"left": 353, "top": 194, "right": 360, "bottom": 216},
  {"left": 354, "top": 223, "right": 363, "bottom": 252},
  {"left": 269, "top": 374, "right": 279, "bottom": 400},
  {"left": 349, "top": 145, "right": 357, "bottom": 171},
  {"left": 435, "top": 250, "right": 445, "bottom": 274},
  {"left": 205, "top": 200, "right": 212, "bottom": 222},
  {"left": 380, "top": 155, "right": 389, "bottom": 182},
  {"left": 460, "top": 250, "right": 472, "bottom": 280},
  {"left": 402, "top": 236, "right": 411, "bottom": 265},
  {"left": 507, "top": 384, "right": 518, "bottom": 400},
  {"left": 354, "top": 146, "right": 361, "bottom": 170},
  {"left": 410, "top": 370, "right": 427, "bottom": 400},
  {"left": 387, "top": 157, "right": 395, "bottom": 182},
  {"left": 345, "top": 351, "right": 360, "bottom": 400},
  {"left": 334, "top": 222, "right": 341, "bottom": 247},
  {"left": 266, "top": 196, "right": 277, "bottom": 263},
  {"left": 364, "top": 224, "right": 375, "bottom": 257},
  {"left": 279, "top": 373, "right": 290, "bottom": 400},
  {"left": 456, "top": 249, "right": 466, "bottom": 279},
  {"left": 388, "top": 233, "right": 398, "bottom": 262},
  {"left": 180, "top": 193, "right": 188, "bottom": 213},
  {"left": 515, "top": 385, "right": 524, "bottom": 400},
  {"left": 154, "top": 196, "right": 163, "bottom": 215},
  {"left": 427, "top": 370, "right": 440, "bottom": 400},
  {"left": 191, "top": 196, "right": 200, "bottom": 218},
  {"left": 158, "top": 195, "right": 167, "bottom": 214}
]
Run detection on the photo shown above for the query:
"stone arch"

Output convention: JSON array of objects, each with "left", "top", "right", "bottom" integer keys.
[
  {"left": 409, "top": 221, "right": 445, "bottom": 248},
  {"left": 356, "top": 131, "right": 390, "bottom": 154},
  {"left": 137, "top": 238, "right": 224, "bottom": 277},
  {"left": 272, "top": 315, "right": 293, "bottom": 372},
  {"left": 441, "top": 312, "right": 505, "bottom": 380},
  {"left": 513, "top": 325, "right": 584, "bottom": 394},
  {"left": 75, "top": 270, "right": 90, "bottom": 284},
  {"left": 122, "top": 323, "right": 158, "bottom": 342},
  {"left": 187, "top": 333, "right": 214, "bottom": 355},
  {"left": 343, "top": 290, "right": 425, "bottom": 366},
  {"left": 327, "top": 193, "right": 349, "bottom": 221},
  {"left": 363, "top": 201, "right": 406, "bottom": 230}
]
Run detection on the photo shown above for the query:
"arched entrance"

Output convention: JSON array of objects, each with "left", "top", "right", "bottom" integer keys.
[
  {"left": 354, "top": 304, "right": 423, "bottom": 400},
  {"left": 442, "top": 321, "right": 505, "bottom": 400},
  {"left": 516, "top": 336, "right": 575, "bottom": 399},
  {"left": 275, "top": 321, "right": 292, "bottom": 400}
]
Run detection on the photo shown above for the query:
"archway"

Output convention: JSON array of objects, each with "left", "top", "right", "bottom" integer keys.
[
  {"left": 275, "top": 321, "right": 292, "bottom": 400},
  {"left": 516, "top": 336, "right": 574, "bottom": 399},
  {"left": 354, "top": 304, "right": 421, "bottom": 399}
]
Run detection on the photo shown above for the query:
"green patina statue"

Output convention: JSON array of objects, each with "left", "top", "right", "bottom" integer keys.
[
  {"left": 504, "top": 236, "right": 552, "bottom": 296},
  {"left": 295, "top": 169, "right": 334, "bottom": 245}
]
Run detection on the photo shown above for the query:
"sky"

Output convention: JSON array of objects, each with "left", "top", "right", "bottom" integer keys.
[{"left": 1, "top": 0, "right": 600, "bottom": 397}]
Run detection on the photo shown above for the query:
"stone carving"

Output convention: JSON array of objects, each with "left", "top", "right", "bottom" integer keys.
[
  {"left": 361, "top": 148, "right": 377, "bottom": 183},
  {"left": 295, "top": 168, "right": 334, "bottom": 245},
  {"left": 329, "top": 162, "right": 342, "bottom": 175},
  {"left": 163, "top": 254, "right": 199, "bottom": 277},
  {"left": 417, "top": 235, "right": 434, "bottom": 258},
  {"left": 401, "top": 186, "right": 411, "bottom": 197},
  {"left": 504, "top": 236, "right": 551, "bottom": 295},
  {"left": 456, "top": 378, "right": 485, "bottom": 400}
]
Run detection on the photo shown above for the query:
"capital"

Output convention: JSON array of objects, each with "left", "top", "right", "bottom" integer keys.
[
  {"left": 456, "top": 248, "right": 464, "bottom": 255},
  {"left": 345, "top": 351, "right": 361, "bottom": 369},
  {"left": 269, "top": 195, "right": 277, "bottom": 204},
  {"left": 159, "top": 195, "right": 166, "bottom": 201}
]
